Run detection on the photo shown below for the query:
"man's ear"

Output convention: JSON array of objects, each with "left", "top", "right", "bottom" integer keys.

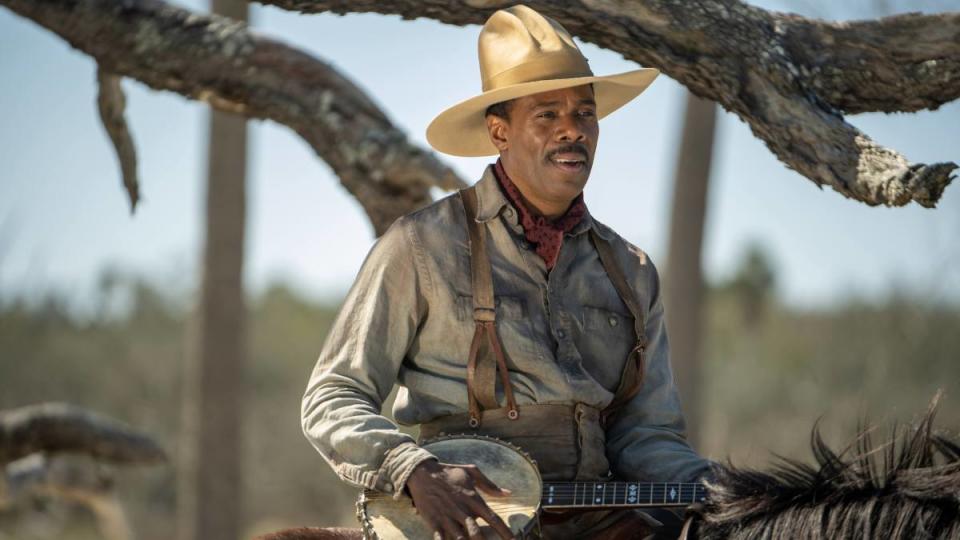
[{"left": 486, "top": 115, "right": 510, "bottom": 152}]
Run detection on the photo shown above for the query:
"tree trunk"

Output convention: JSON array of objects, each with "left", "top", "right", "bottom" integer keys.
[
  {"left": 178, "top": 1, "right": 249, "bottom": 538},
  {"left": 665, "top": 93, "right": 717, "bottom": 449}
]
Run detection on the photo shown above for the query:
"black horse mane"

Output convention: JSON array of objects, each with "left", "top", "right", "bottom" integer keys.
[{"left": 691, "top": 397, "right": 960, "bottom": 539}]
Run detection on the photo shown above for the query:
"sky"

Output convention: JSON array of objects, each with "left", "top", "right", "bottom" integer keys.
[{"left": 1, "top": 0, "right": 958, "bottom": 314}]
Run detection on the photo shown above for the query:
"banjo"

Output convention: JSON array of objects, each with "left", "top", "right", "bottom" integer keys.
[{"left": 357, "top": 435, "right": 706, "bottom": 539}]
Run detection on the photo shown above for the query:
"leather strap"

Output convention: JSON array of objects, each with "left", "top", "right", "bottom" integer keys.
[
  {"left": 459, "top": 184, "right": 646, "bottom": 427},
  {"left": 589, "top": 229, "right": 647, "bottom": 424},
  {"left": 460, "top": 187, "right": 519, "bottom": 426}
]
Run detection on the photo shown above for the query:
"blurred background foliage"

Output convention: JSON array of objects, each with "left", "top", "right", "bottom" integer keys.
[{"left": 1, "top": 245, "right": 957, "bottom": 538}]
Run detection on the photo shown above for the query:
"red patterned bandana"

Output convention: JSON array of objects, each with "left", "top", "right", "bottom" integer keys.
[{"left": 493, "top": 159, "right": 587, "bottom": 271}]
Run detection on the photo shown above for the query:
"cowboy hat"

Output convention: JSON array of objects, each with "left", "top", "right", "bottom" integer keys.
[{"left": 426, "top": 5, "right": 659, "bottom": 157}]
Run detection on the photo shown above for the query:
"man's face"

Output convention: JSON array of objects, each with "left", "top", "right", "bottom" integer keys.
[{"left": 487, "top": 85, "right": 599, "bottom": 216}]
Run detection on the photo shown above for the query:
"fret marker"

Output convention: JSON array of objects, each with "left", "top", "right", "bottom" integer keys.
[
  {"left": 548, "top": 485, "right": 554, "bottom": 504},
  {"left": 595, "top": 497, "right": 601, "bottom": 503},
  {"left": 669, "top": 487, "right": 677, "bottom": 501}
]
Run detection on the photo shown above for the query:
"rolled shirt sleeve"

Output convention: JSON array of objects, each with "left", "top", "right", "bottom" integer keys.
[
  {"left": 301, "top": 216, "right": 437, "bottom": 496},
  {"left": 604, "top": 261, "right": 716, "bottom": 484}
]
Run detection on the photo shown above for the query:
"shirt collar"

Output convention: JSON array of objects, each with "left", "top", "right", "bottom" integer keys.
[
  {"left": 473, "top": 165, "right": 511, "bottom": 223},
  {"left": 471, "top": 164, "right": 613, "bottom": 241}
]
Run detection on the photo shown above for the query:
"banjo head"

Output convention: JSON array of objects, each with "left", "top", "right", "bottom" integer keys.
[{"left": 358, "top": 435, "right": 542, "bottom": 539}]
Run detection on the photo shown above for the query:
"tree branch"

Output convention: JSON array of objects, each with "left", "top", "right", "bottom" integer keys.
[
  {"left": 0, "top": 403, "right": 167, "bottom": 465},
  {"left": 4, "top": 0, "right": 955, "bottom": 208},
  {"left": 259, "top": 0, "right": 957, "bottom": 207},
  {"left": 97, "top": 68, "right": 140, "bottom": 214},
  {"left": 1, "top": 0, "right": 467, "bottom": 234},
  {"left": 781, "top": 11, "right": 960, "bottom": 114}
]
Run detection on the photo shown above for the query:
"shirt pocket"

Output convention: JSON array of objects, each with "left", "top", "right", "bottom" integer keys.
[{"left": 579, "top": 305, "right": 635, "bottom": 391}]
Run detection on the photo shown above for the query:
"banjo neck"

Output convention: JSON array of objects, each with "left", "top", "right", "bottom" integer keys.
[{"left": 541, "top": 481, "right": 706, "bottom": 509}]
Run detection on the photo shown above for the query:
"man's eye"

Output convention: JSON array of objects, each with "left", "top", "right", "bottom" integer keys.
[
  {"left": 579, "top": 110, "right": 596, "bottom": 117},
  {"left": 538, "top": 111, "right": 556, "bottom": 119}
]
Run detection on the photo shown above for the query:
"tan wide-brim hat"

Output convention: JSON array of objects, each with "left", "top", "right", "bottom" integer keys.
[{"left": 426, "top": 5, "right": 659, "bottom": 157}]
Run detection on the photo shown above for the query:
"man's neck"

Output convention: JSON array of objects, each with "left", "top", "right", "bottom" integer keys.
[{"left": 499, "top": 160, "right": 571, "bottom": 221}]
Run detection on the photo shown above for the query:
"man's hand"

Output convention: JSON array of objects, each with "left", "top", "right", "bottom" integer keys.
[{"left": 405, "top": 459, "right": 514, "bottom": 540}]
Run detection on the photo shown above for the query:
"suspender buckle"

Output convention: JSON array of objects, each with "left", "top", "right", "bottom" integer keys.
[
  {"left": 507, "top": 408, "right": 519, "bottom": 420},
  {"left": 473, "top": 307, "right": 496, "bottom": 322},
  {"left": 468, "top": 416, "right": 480, "bottom": 428}
]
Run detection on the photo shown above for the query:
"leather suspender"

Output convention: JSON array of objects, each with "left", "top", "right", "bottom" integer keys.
[
  {"left": 461, "top": 187, "right": 519, "bottom": 427},
  {"left": 588, "top": 229, "right": 647, "bottom": 424},
  {"left": 459, "top": 185, "right": 646, "bottom": 428}
]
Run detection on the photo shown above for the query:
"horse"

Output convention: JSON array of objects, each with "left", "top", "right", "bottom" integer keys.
[{"left": 687, "top": 397, "right": 960, "bottom": 539}]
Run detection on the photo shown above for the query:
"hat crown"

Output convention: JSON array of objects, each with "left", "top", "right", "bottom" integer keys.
[{"left": 478, "top": 5, "right": 592, "bottom": 92}]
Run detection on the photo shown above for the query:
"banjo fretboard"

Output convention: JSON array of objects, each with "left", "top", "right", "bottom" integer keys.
[{"left": 541, "top": 481, "right": 706, "bottom": 509}]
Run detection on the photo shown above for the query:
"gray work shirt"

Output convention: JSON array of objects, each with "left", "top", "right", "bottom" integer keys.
[{"left": 302, "top": 165, "right": 711, "bottom": 496}]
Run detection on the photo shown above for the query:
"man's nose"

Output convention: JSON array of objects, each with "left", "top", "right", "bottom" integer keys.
[{"left": 555, "top": 114, "right": 587, "bottom": 142}]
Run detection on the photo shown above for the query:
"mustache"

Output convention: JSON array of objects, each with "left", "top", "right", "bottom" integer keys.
[{"left": 546, "top": 143, "right": 590, "bottom": 161}]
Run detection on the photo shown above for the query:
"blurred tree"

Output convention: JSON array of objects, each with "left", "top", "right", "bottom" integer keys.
[
  {"left": 727, "top": 244, "right": 777, "bottom": 330},
  {"left": 665, "top": 93, "right": 718, "bottom": 447},
  {"left": 177, "top": 1, "right": 250, "bottom": 539},
  {"left": 0, "top": 403, "right": 167, "bottom": 540}
]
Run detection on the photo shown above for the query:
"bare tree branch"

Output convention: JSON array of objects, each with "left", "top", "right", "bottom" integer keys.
[
  {"left": 781, "top": 12, "right": 960, "bottom": 114},
  {"left": 259, "top": 0, "right": 958, "bottom": 207},
  {"left": 97, "top": 68, "right": 140, "bottom": 214},
  {"left": 265, "top": 1, "right": 960, "bottom": 115},
  {"left": 0, "top": 402, "right": 167, "bottom": 465},
  {"left": 1, "top": 0, "right": 466, "bottom": 234}
]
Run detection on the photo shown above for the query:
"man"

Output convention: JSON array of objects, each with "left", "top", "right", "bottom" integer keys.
[{"left": 302, "top": 5, "right": 713, "bottom": 539}]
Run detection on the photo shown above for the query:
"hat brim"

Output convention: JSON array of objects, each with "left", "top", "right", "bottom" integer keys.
[{"left": 426, "top": 68, "right": 659, "bottom": 157}]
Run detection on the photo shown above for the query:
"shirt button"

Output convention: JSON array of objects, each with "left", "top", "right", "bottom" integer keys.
[
  {"left": 504, "top": 207, "right": 515, "bottom": 218},
  {"left": 384, "top": 482, "right": 394, "bottom": 491},
  {"left": 557, "top": 329, "right": 566, "bottom": 339},
  {"left": 609, "top": 317, "right": 618, "bottom": 327}
]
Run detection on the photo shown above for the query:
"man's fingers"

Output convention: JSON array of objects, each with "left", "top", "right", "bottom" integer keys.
[
  {"left": 466, "top": 466, "right": 512, "bottom": 496},
  {"left": 458, "top": 495, "right": 512, "bottom": 540},
  {"left": 483, "top": 508, "right": 514, "bottom": 540},
  {"left": 462, "top": 467, "right": 514, "bottom": 538},
  {"left": 410, "top": 463, "right": 515, "bottom": 539},
  {"left": 419, "top": 508, "right": 444, "bottom": 540},
  {"left": 464, "top": 516, "right": 483, "bottom": 540},
  {"left": 464, "top": 497, "right": 514, "bottom": 540},
  {"left": 441, "top": 516, "right": 467, "bottom": 540}
]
